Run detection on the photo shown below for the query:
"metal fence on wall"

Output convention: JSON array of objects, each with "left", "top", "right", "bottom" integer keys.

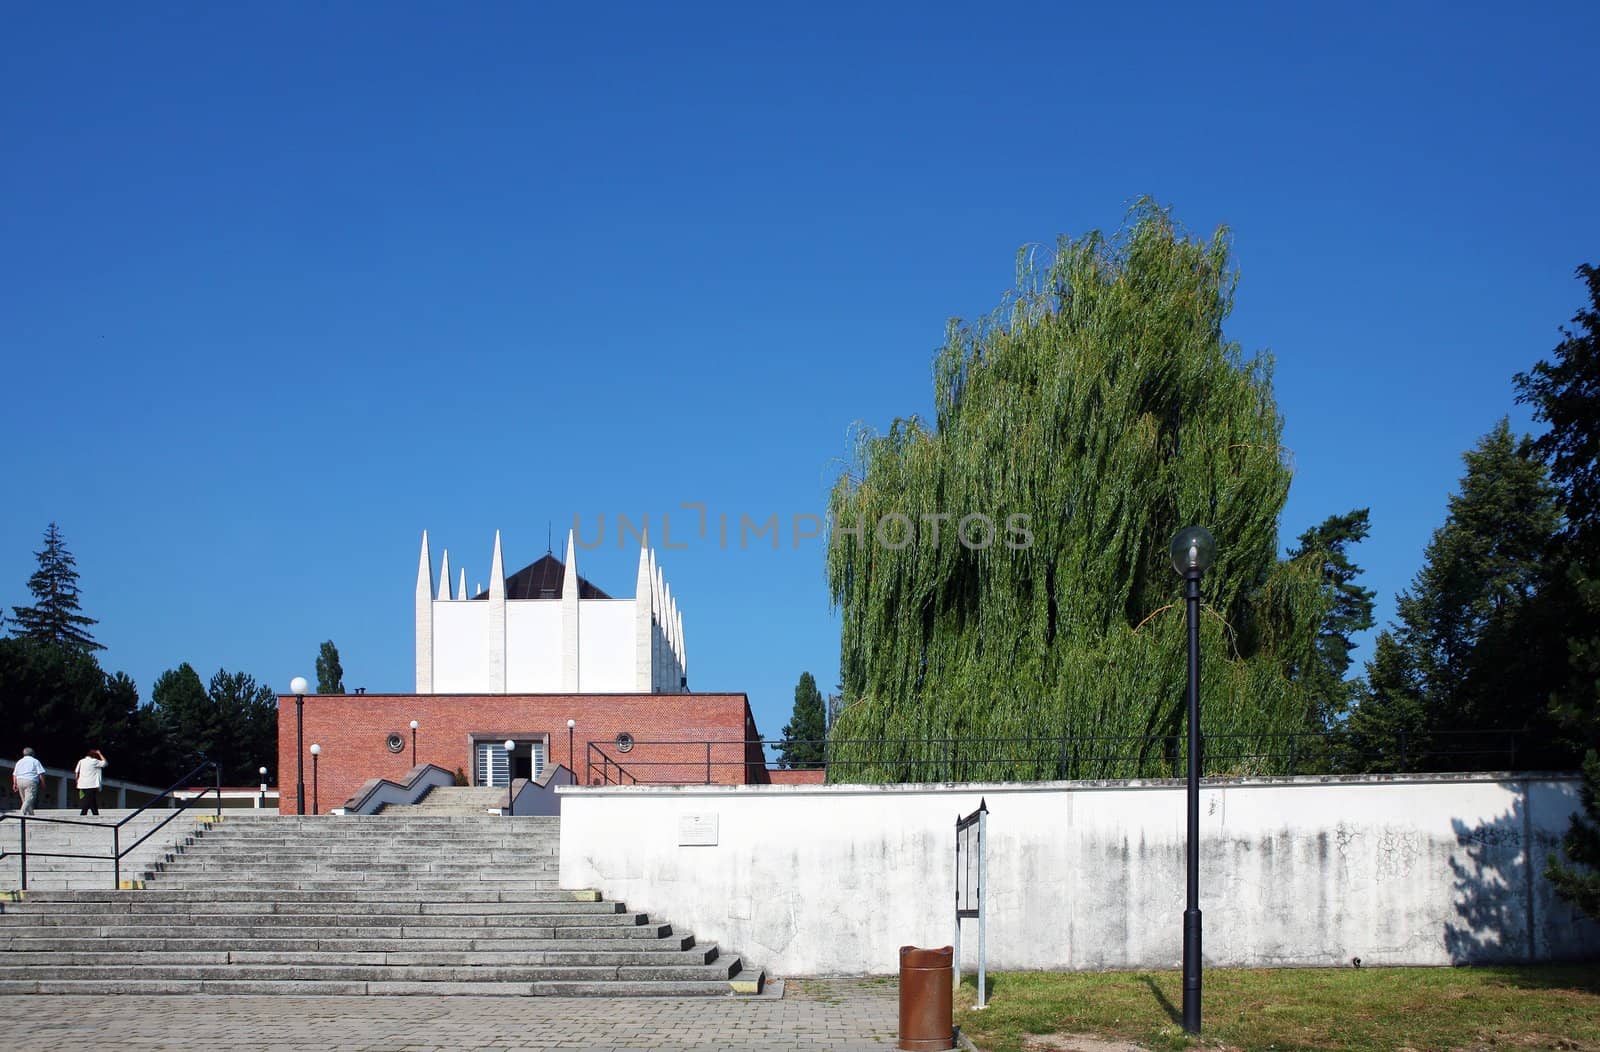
[{"left": 583, "top": 728, "right": 1535, "bottom": 786}]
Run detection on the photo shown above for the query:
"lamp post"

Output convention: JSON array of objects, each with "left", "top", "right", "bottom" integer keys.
[
  {"left": 258, "top": 766, "right": 268, "bottom": 810},
  {"left": 289, "top": 676, "right": 309, "bottom": 815},
  {"left": 504, "top": 739, "right": 516, "bottom": 816},
  {"left": 1169, "top": 525, "right": 1216, "bottom": 1036},
  {"left": 567, "top": 718, "right": 576, "bottom": 773},
  {"left": 309, "top": 744, "right": 321, "bottom": 814},
  {"left": 410, "top": 720, "right": 419, "bottom": 766}
]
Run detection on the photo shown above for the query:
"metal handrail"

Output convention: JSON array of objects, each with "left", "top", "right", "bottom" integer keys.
[{"left": 1, "top": 760, "right": 222, "bottom": 890}]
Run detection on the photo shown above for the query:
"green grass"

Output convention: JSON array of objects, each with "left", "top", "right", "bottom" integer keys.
[{"left": 953, "top": 965, "right": 1600, "bottom": 1052}]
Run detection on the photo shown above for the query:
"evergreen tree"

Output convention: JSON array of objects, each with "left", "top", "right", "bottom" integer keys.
[
  {"left": 778, "top": 672, "right": 827, "bottom": 768},
  {"left": 316, "top": 640, "right": 345, "bottom": 695},
  {"left": 150, "top": 664, "right": 280, "bottom": 783},
  {"left": 1516, "top": 262, "right": 1600, "bottom": 920},
  {"left": 827, "top": 203, "right": 1325, "bottom": 780},
  {"left": 9, "top": 523, "right": 102, "bottom": 652},
  {"left": 151, "top": 663, "right": 216, "bottom": 765},
  {"left": 1352, "top": 420, "right": 1569, "bottom": 769},
  {"left": 1286, "top": 509, "right": 1376, "bottom": 728}
]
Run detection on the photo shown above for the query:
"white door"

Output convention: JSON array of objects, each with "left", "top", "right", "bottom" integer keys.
[{"left": 476, "top": 742, "right": 511, "bottom": 788}]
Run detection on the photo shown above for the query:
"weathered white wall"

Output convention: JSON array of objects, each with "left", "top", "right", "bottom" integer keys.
[
  {"left": 578, "top": 601, "right": 636, "bottom": 692},
  {"left": 558, "top": 774, "right": 1597, "bottom": 976},
  {"left": 504, "top": 602, "right": 562, "bottom": 692},
  {"left": 431, "top": 601, "right": 489, "bottom": 691}
]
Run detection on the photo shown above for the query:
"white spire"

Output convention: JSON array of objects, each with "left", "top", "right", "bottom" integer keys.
[
  {"left": 415, "top": 530, "right": 433, "bottom": 693},
  {"left": 438, "top": 549, "right": 452, "bottom": 601},
  {"left": 415, "top": 530, "right": 432, "bottom": 596},
  {"left": 488, "top": 531, "right": 505, "bottom": 599},
  {"left": 458, "top": 567, "right": 466, "bottom": 600}
]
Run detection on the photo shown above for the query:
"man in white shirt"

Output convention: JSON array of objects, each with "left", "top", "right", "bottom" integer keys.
[
  {"left": 74, "top": 748, "right": 108, "bottom": 816},
  {"left": 11, "top": 747, "right": 45, "bottom": 815}
]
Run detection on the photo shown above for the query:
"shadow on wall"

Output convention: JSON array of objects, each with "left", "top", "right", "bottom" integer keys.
[{"left": 1445, "top": 788, "right": 1597, "bottom": 964}]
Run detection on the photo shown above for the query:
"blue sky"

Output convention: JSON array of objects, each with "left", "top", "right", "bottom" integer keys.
[{"left": 3, "top": 3, "right": 1597, "bottom": 752}]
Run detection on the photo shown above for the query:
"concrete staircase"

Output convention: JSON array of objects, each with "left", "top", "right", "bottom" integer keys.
[
  {"left": 0, "top": 813, "right": 761, "bottom": 997},
  {"left": 378, "top": 785, "right": 507, "bottom": 815},
  {"left": 1, "top": 809, "right": 219, "bottom": 892}
]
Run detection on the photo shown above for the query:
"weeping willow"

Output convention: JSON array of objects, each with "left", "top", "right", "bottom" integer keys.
[{"left": 826, "top": 202, "right": 1326, "bottom": 782}]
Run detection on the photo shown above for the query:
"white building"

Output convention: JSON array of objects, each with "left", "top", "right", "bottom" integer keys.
[{"left": 414, "top": 530, "right": 687, "bottom": 694}]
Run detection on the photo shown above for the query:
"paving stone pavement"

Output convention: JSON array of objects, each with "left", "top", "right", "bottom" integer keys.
[{"left": 0, "top": 979, "right": 906, "bottom": 1052}]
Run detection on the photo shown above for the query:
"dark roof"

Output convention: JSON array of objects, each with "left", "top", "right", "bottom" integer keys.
[{"left": 473, "top": 553, "right": 612, "bottom": 601}]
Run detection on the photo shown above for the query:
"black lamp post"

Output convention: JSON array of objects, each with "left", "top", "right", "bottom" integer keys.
[
  {"left": 410, "top": 720, "right": 419, "bottom": 766},
  {"left": 567, "top": 718, "right": 575, "bottom": 773},
  {"left": 290, "top": 676, "right": 309, "bottom": 815},
  {"left": 1169, "top": 525, "right": 1216, "bottom": 1036},
  {"left": 504, "top": 738, "right": 516, "bottom": 816},
  {"left": 309, "top": 743, "right": 321, "bottom": 814},
  {"left": 258, "top": 766, "right": 268, "bottom": 809}
]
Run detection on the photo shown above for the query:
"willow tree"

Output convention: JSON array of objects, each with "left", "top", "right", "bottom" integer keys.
[{"left": 826, "top": 203, "right": 1326, "bottom": 782}]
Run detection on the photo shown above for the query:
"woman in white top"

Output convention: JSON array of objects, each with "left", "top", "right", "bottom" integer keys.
[{"left": 74, "top": 748, "right": 108, "bottom": 816}]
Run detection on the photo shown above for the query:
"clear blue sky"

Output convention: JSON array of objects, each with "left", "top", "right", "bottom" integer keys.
[{"left": 3, "top": 3, "right": 1596, "bottom": 752}]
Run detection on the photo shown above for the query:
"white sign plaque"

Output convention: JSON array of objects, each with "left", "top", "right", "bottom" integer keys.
[{"left": 678, "top": 813, "right": 718, "bottom": 846}]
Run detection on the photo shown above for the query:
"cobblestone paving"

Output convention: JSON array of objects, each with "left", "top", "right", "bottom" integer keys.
[{"left": 0, "top": 980, "right": 903, "bottom": 1052}]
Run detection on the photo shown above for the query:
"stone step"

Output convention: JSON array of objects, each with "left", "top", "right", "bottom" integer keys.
[
  {"left": 0, "top": 977, "right": 759, "bottom": 997},
  {"left": 0, "top": 961, "right": 743, "bottom": 983},
  {"left": 0, "top": 946, "right": 720, "bottom": 966},
  {"left": 0, "top": 923, "right": 676, "bottom": 942},
  {"left": 134, "top": 881, "right": 563, "bottom": 892},
  {"left": 2, "top": 899, "right": 626, "bottom": 916},
  {"left": 0, "top": 908, "right": 647, "bottom": 927},
  {"left": 0, "top": 933, "right": 695, "bottom": 953},
  {"left": 18, "top": 888, "right": 594, "bottom": 904}
]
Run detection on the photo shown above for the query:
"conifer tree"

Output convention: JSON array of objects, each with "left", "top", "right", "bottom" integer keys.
[
  {"left": 1352, "top": 420, "right": 1568, "bottom": 769},
  {"left": 1516, "top": 262, "right": 1600, "bottom": 921},
  {"left": 1287, "top": 509, "right": 1376, "bottom": 727},
  {"left": 827, "top": 203, "right": 1326, "bottom": 780},
  {"left": 10, "top": 522, "right": 102, "bottom": 652},
  {"left": 778, "top": 672, "right": 827, "bottom": 768}
]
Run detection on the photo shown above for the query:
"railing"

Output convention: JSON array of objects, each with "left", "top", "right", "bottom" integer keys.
[
  {"left": 1, "top": 760, "right": 222, "bottom": 890},
  {"left": 581, "top": 730, "right": 1532, "bottom": 787}
]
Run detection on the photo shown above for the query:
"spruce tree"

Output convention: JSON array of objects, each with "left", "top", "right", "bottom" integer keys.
[
  {"left": 1286, "top": 509, "right": 1376, "bottom": 727},
  {"left": 316, "top": 640, "right": 345, "bottom": 694},
  {"left": 827, "top": 203, "right": 1325, "bottom": 780},
  {"left": 10, "top": 523, "right": 102, "bottom": 652},
  {"left": 778, "top": 672, "right": 827, "bottom": 769},
  {"left": 1516, "top": 262, "right": 1600, "bottom": 921},
  {"left": 1352, "top": 420, "right": 1568, "bottom": 770}
]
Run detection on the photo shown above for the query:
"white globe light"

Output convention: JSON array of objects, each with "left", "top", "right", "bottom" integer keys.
[
  {"left": 504, "top": 739, "right": 515, "bottom": 752},
  {"left": 567, "top": 718, "right": 576, "bottom": 729},
  {"left": 289, "top": 676, "right": 309, "bottom": 695},
  {"left": 310, "top": 743, "right": 321, "bottom": 756},
  {"left": 410, "top": 720, "right": 419, "bottom": 730}
]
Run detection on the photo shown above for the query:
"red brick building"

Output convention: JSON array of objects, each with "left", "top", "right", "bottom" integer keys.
[{"left": 275, "top": 691, "right": 778, "bottom": 815}]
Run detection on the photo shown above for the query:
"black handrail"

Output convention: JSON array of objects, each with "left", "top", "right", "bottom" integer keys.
[{"left": 1, "top": 759, "right": 223, "bottom": 890}]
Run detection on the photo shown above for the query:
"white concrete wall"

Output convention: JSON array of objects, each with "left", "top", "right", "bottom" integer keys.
[
  {"left": 432, "top": 601, "right": 489, "bottom": 692},
  {"left": 578, "top": 600, "right": 636, "bottom": 692},
  {"left": 505, "top": 601, "right": 563, "bottom": 692},
  {"left": 557, "top": 774, "right": 1598, "bottom": 977}
]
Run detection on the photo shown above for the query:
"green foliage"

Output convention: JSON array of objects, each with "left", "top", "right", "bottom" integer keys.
[
  {"left": 1351, "top": 420, "right": 1571, "bottom": 770},
  {"left": 1286, "top": 509, "right": 1375, "bottom": 727},
  {"left": 1518, "top": 263, "right": 1600, "bottom": 915},
  {"left": 9, "top": 522, "right": 101, "bottom": 652},
  {"left": 0, "top": 636, "right": 165, "bottom": 784},
  {"left": 316, "top": 640, "right": 345, "bottom": 695},
  {"left": 150, "top": 663, "right": 278, "bottom": 784},
  {"left": 778, "top": 672, "right": 827, "bottom": 768},
  {"left": 826, "top": 203, "right": 1326, "bottom": 781}
]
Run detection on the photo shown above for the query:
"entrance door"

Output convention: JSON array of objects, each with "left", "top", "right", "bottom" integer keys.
[{"left": 476, "top": 741, "right": 546, "bottom": 787}]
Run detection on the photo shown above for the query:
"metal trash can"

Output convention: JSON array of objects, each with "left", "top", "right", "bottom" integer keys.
[{"left": 898, "top": 945, "right": 955, "bottom": 1051}]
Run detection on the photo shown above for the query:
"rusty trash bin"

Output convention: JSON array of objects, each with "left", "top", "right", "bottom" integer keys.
[{"left": 898, "top": 944, "right": 955, "bottom": 1051}]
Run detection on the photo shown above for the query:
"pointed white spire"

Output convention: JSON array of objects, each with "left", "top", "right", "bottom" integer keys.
[
  {"left": 562, "top": 530, "right": 580, "bottom": 595},
  {"left": 415, "top": 530, "right": 434, "bottom": 693},
  {"left": 634, "top": 541, "right": 654, "bottom": 692},
  {"left": 438, "top": 549, "right": 452, "bottom": 601},
  {"left": 561, "top": 529, "right": 580, "bottom": 691},
  {"left": 486, "top": 531, "right": 506, "bottom": 692},
  {"left": 488, "top": 531, "right": 505, "bottom": 600},
  {"left": 457, "top": 567, "right": 466, "bottom": 600},
  {"left": 674, "top": 606, "right": 685, "bottom": 688}
]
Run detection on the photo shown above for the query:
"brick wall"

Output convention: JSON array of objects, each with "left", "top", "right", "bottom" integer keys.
[{"left": 275, "top": 692, "right": 758, "bottom": 814}]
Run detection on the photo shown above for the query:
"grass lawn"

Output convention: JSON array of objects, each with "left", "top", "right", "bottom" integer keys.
[{"left": 953, "top": 965, "right": 1600, "bottom": 1052}]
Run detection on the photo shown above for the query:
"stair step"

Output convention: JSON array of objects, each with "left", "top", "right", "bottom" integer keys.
[{"left": 0, "top": 977, "right": 759, "bottom": 997}]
